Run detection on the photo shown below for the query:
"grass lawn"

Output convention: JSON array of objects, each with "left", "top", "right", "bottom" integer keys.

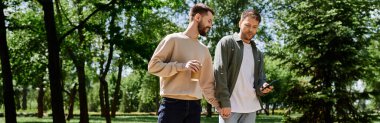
[
  {"left": 2, "top": 115, "right": 380, "bottom": 123},
  {"left": 0, "top": 114, "right": 283, "bottom": 123}
]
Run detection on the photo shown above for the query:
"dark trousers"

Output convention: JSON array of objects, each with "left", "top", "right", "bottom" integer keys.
[{"left": 158, "top": 97, "right": 202, "bottom": 123}]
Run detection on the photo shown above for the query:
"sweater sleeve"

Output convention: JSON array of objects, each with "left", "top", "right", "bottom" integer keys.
[
  {"left": 199, "top": 51, "right": 219, "bottom": 108},
  {"left": 214, "top": 37, "right": 231, "bottom": 108},
  {"left": 148, "top": 36, "right": 187, "bottom": 77}
]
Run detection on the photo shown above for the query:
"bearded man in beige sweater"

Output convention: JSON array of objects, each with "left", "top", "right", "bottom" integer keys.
[{"left": 148, "top": 3, "right": 220, "bottom": 123}]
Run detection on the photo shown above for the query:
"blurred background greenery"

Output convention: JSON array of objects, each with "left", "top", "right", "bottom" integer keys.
[{"left": 0, "top": 0, "right": 379, "bottom": 122}]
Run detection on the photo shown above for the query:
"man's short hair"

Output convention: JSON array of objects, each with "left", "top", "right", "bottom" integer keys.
[
  {"left": 241, "top": 9, "right": 261, "bottom": 23},
  {"left": 189, "top": 3, "right": 215, "bottom": 21}
]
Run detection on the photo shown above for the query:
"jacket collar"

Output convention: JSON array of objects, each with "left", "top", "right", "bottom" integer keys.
[{"left": 233, "top": 33, "right": 256, "bottom": 45}]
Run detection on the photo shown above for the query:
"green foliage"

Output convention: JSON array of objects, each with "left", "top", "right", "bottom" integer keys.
[
  {"left": 261, "top": 55, "right": 294, "bottom": 108},
  {"left": 7, "top": 1, "right": 47, "bottom": 88},
  {"left": 118, "top": 70, "right": 159, "bottom": 112},
  {"left": 206, "top": 0, "right": 274, "bottom": 54},
  {"left": 0, "top": 116, "right": 155, "bottom": 123},
  {"left": 364, "top": 35, "right": 380, "bottom": 115},
  {"left": 120, "top": 71, "right": 142, "bottom": 112},
  {"left": 0, "top": 115, "right": 285, "bottom": 123},
  {"left": 88, "top": 83, "right": 100, "bottom": 112},
  {"left": 206, "top": 0, "right": 250, "bottom": 54},
  {"left": 137, "top": 72, "right": 159, "bottom": 112},
  {"left": 0, "top": 74, "right": 2, "bottom": 106},
  {"left": 116, "top": 4, "right": 183, "bottom": 70},
  {"left": 273, "top": 0, "right": 380, "bottom": 122},
  {"left": 4, "top": 1, "right": 49, "bottom": 113},
  {"left": 3, "top": 0, "right": 378, "bottom": 121}
]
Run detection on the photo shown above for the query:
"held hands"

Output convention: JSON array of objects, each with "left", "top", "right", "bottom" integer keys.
[
  {"left": 215, "top": 106, "right": 222, "bottom": 113},
  {"left": 185, "top": 60, "right": 202, "bottom": 72},
  {"left": 215, "top": 106, "right": 231, "bottom": 118},
  {"left": 260, "top": 82, "right": 274, "bottom": 94},
  {"left": 218, "top": 107, "right": 231, "bottom": 118}
]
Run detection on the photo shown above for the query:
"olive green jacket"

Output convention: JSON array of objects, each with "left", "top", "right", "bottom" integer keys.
[{"left": 214, "top": 33, "right": 267, "bottom": 108}]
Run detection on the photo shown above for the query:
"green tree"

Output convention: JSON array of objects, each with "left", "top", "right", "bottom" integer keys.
[
  {"left": 0, "top": 1, "right": 17, "bottom": 122},
  {"left": 261, "top": 53, "right": 294, "bottom": 115},
  {"left": 6, "top": 0, "right": 49, "bottom": 117},
  {"left": 363, "top": 21, "right": 380, "bottom": 116},
  {"left": 55, "top": 0, "right": 111, "bottom": 121},
  {"left": 37, "top": 0, "right": 66, "bottom": 122},
  {"left": 273, "top": 0, "right": 380, "bottom": 122},
  {"left": 114, "top": 0, "right": 183, "bottom": 113},
  {"left": 120, "top": 71, "right": 142, "bottom": 113},
  {"left": 110, "top": 55, "right": 124, "bottom": 117},
  {"left": 207, "top": 0, "right": 250, "bottom": 54}
]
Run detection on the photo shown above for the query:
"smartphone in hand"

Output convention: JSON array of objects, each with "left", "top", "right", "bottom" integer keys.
[{"left": 262, "top": 80, "right": 279, "bottom": 90}]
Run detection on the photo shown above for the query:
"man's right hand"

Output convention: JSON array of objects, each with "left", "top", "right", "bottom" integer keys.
[
  {"left": 215, "top": 107, "right": 222, "bottom": 113},
  {"left": 220, "top": 107, "right": 231, "bottom": 118},
  {"left": 185, "top": 60, "right": 201, "bottom": 72}
]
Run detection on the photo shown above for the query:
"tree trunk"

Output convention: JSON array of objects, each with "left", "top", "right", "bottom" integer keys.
[
  {"left": 99, "top": 42, "right": 106, "bottom": 117},
  {"left": 99, "top": 80, "right": 105, "bottom": 116},
  {"left": 272, "top": 103, "right": 277, "bottom": 115},
  {"left": 325, "top": 101, "right": 333, "bottom": 122},
  {"left": 39, "top": 0, "right": 66, "bottom": 122},
  {"left": 265, "top": 103, "right": 270, "bottom": 115},
  {"left": 37, "top": 82, "right": 45, "bottom": 118},
  {"left": 98, "top": 7, "right": 116, "bottom": 121},
  {"left": 0, "top": 1, "right": 17, "bottom": 122},
  {"left": 103, "top": 79, "right": 111, "bottom": 123},
  {"left": 111, "top": 61, "right": 123, "bottom": 117},
  {"left": 77, "top": 61, "right": 89, "bottom": 122},
  {"left": 22, "top": 87, "right": 28, "bottom": 110},
  {"left": 206, "top": 103, "right": 212, "bottom": 117},
  {"left": 99, "top": 42, "right": 114, "bottom": 123},
  {"left": 99, "top": 78, "right": 111, "bottom": 123},
  {"left": 66, "top": 83, "right": 78, "bottom": 121},
  {"left": 15, "top": 91, "right": 21, "bottom": 110},
  {"left": 76, "top": 8, "right": 89, "bottom": 121},
  {"left": 54, "top": 0, "right": 63, "bottom": 26},
  {"left": 324, "top": 81, "right": 333, "bottom": 122},
  {"left": 65, "top": 30, "right": 89, "bottom": 123}
]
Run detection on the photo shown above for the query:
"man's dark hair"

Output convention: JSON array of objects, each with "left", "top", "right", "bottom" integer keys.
[
  {"left": 241, "top": 9, "right": 261, "bottom": 23},
  {"left": 189, "top": 3, "right": 215, "bottom": 21}
]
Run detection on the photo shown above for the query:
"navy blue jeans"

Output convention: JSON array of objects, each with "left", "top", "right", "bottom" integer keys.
[{"left": 158, "top": 97, "right": 202, "bottom": 123}]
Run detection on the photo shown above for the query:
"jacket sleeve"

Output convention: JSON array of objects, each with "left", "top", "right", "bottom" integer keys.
[
  {"left": 148, "top": 36, "right": 187, "bottom": 77},
  {"left": 255, "top": 51, "right": 267, "bottom": 96},
  {"left": 199, "top": 52, "right": 219, "bottom": 108},
  {"left": 214, "top": 37, "right": 231, "bottom": 108}
]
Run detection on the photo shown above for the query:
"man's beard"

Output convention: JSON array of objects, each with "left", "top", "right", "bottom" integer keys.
[
  {"left": 242, "top": 33, "right": 254, "bottom": 41},
  {"left": 198, "top": 22, "right": 210, "bottom": 36}
]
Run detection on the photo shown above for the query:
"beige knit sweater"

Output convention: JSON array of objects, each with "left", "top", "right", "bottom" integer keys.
[{"left": 148, "top": 33, "right": 219, "bottom": 108}]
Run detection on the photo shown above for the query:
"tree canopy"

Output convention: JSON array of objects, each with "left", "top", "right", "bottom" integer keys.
[{"left": 0, "top": 0, "right": 379, "bottom": 122}]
